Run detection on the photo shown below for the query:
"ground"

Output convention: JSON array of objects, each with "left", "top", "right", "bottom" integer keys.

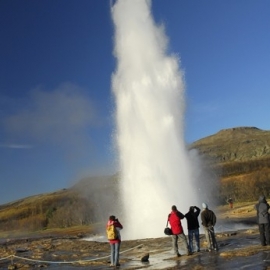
[{"left": 0, "top": 201, "right": 269, "bottom": 270}]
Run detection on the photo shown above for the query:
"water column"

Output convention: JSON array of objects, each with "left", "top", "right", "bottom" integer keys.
[{"left": 111, "top": 0, "right": 198, "bottom": 239}]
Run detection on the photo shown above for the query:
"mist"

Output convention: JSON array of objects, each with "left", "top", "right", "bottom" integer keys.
[
  {"left": 111, "top": 0, "right": 207, "bottom": 239},
  {"left": 0, "top": 82, "right": 113, "bottom": 204}
]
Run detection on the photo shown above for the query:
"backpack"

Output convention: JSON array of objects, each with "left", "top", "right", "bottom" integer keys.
[{"left": 106, "top": 223, "right": 118, "bottom": 240}]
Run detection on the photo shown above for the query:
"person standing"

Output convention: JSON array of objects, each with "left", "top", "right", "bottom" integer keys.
[
  {"left": 185, "top": 206, "right": 201, "bottom": 253},
  {"left": 168, "top": 205, "right": 191, "bottom": 257},
  {"left": 255, "top": 195, "right": 270, "bottom": 246},
  {"left": 106, "top": 215, "right": 123, "bottom": 267},
  {"left": 201, "top": 203, "right": 218, "bottom": 251},
  {"left": 227, "top": 198, "right": 233, "bottom": 209}
]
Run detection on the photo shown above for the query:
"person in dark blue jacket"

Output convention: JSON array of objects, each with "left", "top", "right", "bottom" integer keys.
[{"left": 185, "top": 206, "right": 201, "bottom": 253}]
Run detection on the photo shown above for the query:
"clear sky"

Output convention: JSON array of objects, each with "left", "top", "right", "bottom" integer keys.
[{"left": 0, "top": 0, "right": 269, "bottom": 204}]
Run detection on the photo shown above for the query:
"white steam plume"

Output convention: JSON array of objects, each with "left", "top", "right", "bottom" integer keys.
[{"left": 112, "top": 0, "right": 201, "bottom": 239}]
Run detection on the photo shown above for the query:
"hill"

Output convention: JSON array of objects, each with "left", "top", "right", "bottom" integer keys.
[
  {"left": 190, "top": 127, "right": 270, "bottom": 163},
  {"left": 0, "top": 188, "right": 95, "bottom": 234},
  {"left": 0, "top": 126, "right": 269, "bottom": 235},
  {"left": 0, "top": 175, "right": 119, "bottom": 236},
  {"left": 190, "top": 126, "right": 270, "bottom": 202}
]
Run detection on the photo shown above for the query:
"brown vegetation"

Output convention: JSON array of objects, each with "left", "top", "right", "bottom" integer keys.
[
  {"left": 0, "top": 189, "right": 95, "bottom": 233},
  {"left": 0, "top": 126, "right": 269, "bottom": 235},
  {"left": 0, "top": 175, "right": 118, "bottom": 235},
  {"left": 191, "top": 127, "right": 270, "bottom": 204}
]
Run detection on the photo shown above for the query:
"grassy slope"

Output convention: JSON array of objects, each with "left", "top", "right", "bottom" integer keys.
[
  {"left": 1, "top": 127, "right": 268, "bottom": 236},
  {"left": 0, "top": 200, "right": 258, "bottom": 239}
]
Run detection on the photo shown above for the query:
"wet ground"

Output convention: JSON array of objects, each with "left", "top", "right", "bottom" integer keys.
[
  {"left": 0, "top": 210, "right": 269, "bottom": 270},
  {"left": 1, "top": 225, "right": 270, "bottom": 270}
]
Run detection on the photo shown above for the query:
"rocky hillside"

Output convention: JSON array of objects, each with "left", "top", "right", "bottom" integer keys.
[
  {"left": 190, "top": 127, "right": 270, "bottom": 163},
  {"left": 190, "top": 127, "right": 270, "bottom": 202}
]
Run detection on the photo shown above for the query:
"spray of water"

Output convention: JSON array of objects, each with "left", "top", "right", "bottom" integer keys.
[{"left": 111, "top": 0, "right": 200, "bottom": 240}]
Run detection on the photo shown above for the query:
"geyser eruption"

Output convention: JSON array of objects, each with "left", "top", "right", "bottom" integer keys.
[{"left": 111, "top": 0, "right": 200, "bottom": 239}]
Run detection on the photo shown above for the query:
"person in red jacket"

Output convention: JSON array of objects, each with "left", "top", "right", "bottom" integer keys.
[
  {"left": 168, "top": 205, "right": 191, "bottom": 257},
  {"left": 107, "top": 215, "right": 123, "bottom": 267}
]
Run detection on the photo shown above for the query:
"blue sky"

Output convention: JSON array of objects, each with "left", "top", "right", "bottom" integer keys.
[{"left": 0, "top": 0, "right": 269, "bottom": 204}]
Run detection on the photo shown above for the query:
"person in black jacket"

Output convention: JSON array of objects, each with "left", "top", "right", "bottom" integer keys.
[
  {"left": 201, "top": 203, "right": 218, "bottom": 251},
  {"left": 185, "top": 206, "right": 201, "bottom": 253},
  {"left": 255, "top": 195, "right": 270, "bottom": 246}
]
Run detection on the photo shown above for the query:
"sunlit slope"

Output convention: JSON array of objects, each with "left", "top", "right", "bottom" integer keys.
[
  {"left": 190, "top": 127, "right": 270, "bottom": 201},
  {"left": 1, "top": 127, "right": 269, "bottom": 233},
  {"left": 191, "top": 127, "right": 270, "bottom": 163}
]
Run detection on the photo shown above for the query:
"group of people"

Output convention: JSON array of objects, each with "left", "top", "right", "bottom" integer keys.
[
  {"left": 168, "top": 203, "right": 218, "bottom": 257},
  {"left": 167, "top": 195, "right": 270, "bottom": 258},
  {"left": 105, "top": 202, "right": 218, "bottom": 267},
  {"left": 106, "top": 195, "right": 270, "bottom": 267}
]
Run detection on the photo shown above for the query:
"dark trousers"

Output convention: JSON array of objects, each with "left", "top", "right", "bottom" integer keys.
[{"left": 259, "top": 223, "right": 270, "bottom": 246}]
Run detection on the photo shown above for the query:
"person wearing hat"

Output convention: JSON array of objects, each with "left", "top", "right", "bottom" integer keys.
[
  {"left": 168, "top": 205, "right": 191, "bottom": 257},
  {"left": 255, "top": 195, "right": 270, "bottom": 246},
  {"left": 201, "top": 203, "right": 218, "bottom": 251}
]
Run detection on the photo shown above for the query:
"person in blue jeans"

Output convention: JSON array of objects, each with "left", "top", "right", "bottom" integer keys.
[
  {"left": 106, "top": 215, "right": 123, "bottom": 267},
  {"left": 185, "top": 206, "right": 201, "bottom": 253}
]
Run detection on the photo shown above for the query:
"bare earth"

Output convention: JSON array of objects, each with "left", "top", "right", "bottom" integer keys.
[{"left": 1, "top": 202, "right": 270, "bottom": 270}]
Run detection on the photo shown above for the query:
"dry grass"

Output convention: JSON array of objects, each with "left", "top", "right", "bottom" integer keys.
[
  {"left": 217, "top": 200, "right": 257, "bottom": 219},
  {"left": 220, "top": 245, "right": 270, "bottom": 258},
  {"left": 0, "top": 224, "right": 96, "bottom": 239}
]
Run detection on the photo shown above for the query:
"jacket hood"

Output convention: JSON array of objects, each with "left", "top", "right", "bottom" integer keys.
[{"left": 259, "top": 195, "right": 266, "bottom": 203}]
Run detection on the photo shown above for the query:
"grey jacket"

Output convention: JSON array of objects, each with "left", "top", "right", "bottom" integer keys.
[{"left": 255, "top": 195, "right": 270, "bottom": 224}]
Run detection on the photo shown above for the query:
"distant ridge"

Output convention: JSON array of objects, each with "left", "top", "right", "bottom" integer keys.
[{"left": 190, "top": 126, "right": 270, "bottom": 163}]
